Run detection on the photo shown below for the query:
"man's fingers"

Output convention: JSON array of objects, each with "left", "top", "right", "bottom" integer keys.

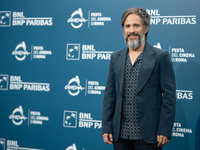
[
  {"left": 102, "top": 134, "right": 108, "bottom": 143},
  {"left": 157, "top": 135, "right": 163, "bottom": 147},
  {"left": 102, "top": 133, "right": 113, "bottom": 145},
  {"left": 109, "top": 134, "right": 113, "bottom": 142},
  {"left": 163, "top": 137, "right": 169, "bottom": 146},
  {"left": 157, "top": 135, "right": 170, "bottom": 147},
  {"left": 157, "top": 135, "right": 160, "bottom": 142}
]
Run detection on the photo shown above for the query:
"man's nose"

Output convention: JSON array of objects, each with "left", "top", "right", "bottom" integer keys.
[{"left": 130, "top": 26, "right": 135, "bottom": 32}]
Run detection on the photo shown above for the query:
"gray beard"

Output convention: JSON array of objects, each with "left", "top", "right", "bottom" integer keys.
[{"left": 125, "top": 34, "right": 145, "bottom": 50}]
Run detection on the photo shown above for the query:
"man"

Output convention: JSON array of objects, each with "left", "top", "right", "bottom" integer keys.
[{"left": 102, "top": 8, "right": 176, "bottom": 150}]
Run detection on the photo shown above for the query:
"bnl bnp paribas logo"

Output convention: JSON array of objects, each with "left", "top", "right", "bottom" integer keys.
[
  {"left": 67, "top": 8, "right": 111, "bottom": 29},
  {"left": 12, "top": 41, "right": 52, "bottom": 61},
  {"left": 64, "top": 75, "right": 105, "bottom": 96},
  {"left": 66, "top": 43, "right": 112, "bottom": 61},
  {"left": 0, "top": 74, "right": 50, "bottom": 92},
  {"left": 0, "top": 11, "right": 53, "bottom": 27},
  {"left": 0, "top": 74, "right": 8, "bottom": 90},
  {"left": 146, "top": 9, "right": 196, "bottom": 25},
  {"left": 63, "top": 111, "right": 77, "bottom": 128},
  {"left": 63, "top": 111, "right": 102, "bottom": 129},
  {"left": 0, "top": 139, "right": 5, "bottom": 150},
  {"left": 0, "top": 139, "right": 45, "bottom": 150},
  {"left": 0, "top": 11, "right": 11, "bottom": 27}
]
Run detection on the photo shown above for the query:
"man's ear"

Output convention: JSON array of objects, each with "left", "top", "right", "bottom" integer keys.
[{"left": 145, "top": 26, "right": 150, "bottom": 33}]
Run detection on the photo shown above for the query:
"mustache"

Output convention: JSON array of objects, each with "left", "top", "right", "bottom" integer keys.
[{"left": 127, "top": 32, "right": 140, "bottom": 37}]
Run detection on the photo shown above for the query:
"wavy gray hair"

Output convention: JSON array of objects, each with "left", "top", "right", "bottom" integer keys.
[{"left": 121, "top": 8, "right": 150, "bottom": 40}]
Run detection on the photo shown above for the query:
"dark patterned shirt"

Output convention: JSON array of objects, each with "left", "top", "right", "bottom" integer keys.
[{"left": 119, "top": 51, "right": 143, "bottom": 140}]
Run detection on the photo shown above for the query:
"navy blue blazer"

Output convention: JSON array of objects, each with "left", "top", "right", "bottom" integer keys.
[{"left": 102, "top": 42, "right": 176, "bottom": 143}]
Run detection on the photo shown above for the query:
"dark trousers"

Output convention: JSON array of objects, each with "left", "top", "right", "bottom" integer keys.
[{"left": 113, "top": 139, "right": 162, "bottom": 150}]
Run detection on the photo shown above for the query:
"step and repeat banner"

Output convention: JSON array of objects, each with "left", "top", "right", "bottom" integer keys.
[{"left": 0, "top": 0, "right": 199, "bottom": 150}]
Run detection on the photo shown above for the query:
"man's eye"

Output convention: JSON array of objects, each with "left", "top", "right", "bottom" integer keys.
[{"left": 125, "top": 25, "right": 130, "bottom": 28}]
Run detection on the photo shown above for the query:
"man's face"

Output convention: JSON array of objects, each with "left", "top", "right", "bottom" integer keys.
[{"left": 123, "top": 14, "right": 148, "bottom": 50}]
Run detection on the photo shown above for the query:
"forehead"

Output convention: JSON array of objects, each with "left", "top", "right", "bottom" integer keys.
[{"left": 124, "top": 14, "right": 143, "bottom": 24}]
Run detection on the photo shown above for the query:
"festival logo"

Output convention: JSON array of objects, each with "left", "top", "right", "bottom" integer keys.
[
  {"left": 66, "top": 144, "right": 77, "bottom": 150},
  {"left": 172, "top": 122, "right": 192, "bottom": 138},
  {"left": 12, "top": 41, "right": 30, "bottom": 61},
  {"left": 12, "top": 41, "right": 52, "bottom": 61},
  {"left": 64, "top": 76, "right": 85, "bottom": 96},
  {"left": 67, "top": 8, "right": 111, "bottom": 29},
  {"left": 169, "top": 47, "right": 195, "bottom": 63},
  {"left": 9, "top": 106, "right": 49, "bottom": 126},
  {"left": 9, "top": 106, "right": 28, "bottom": 126},
  {"left": 153, "top": 43, "right": 162, "bottom": 49},
  {"left": 64, "top": 75, "right": 105, "bottom": 96},
  {"left": 31, "top": 45, "right": 52, "bottom": 60},
  {"left": 67, "top": 8, "right": 87, "bottom": 29},
  {"left": 153, "top": 42, "right": 195, "bottom": 63}
]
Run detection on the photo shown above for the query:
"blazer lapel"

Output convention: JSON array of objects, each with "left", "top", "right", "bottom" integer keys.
[
  {"left": 136, "top": 43, "right": 157, "bottom": 95},
  {"left": 115, "top": 47, "right": 128, "bottom": 95}
]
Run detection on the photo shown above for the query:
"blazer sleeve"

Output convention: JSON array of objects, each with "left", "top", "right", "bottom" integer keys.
[
  {"left": 157, "top": 51, "right": 176, "bottom": 138},
  {"left": 102, "top": 53, "right": 116, "bottom": 135}
]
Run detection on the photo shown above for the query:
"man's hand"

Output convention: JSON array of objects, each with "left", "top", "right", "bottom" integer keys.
[
  {"left": 102, "top": 133, "right": 113, "bottom": 145},
  {"left": 157, "top": 135, "right": 170, "bottom": 147}
]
